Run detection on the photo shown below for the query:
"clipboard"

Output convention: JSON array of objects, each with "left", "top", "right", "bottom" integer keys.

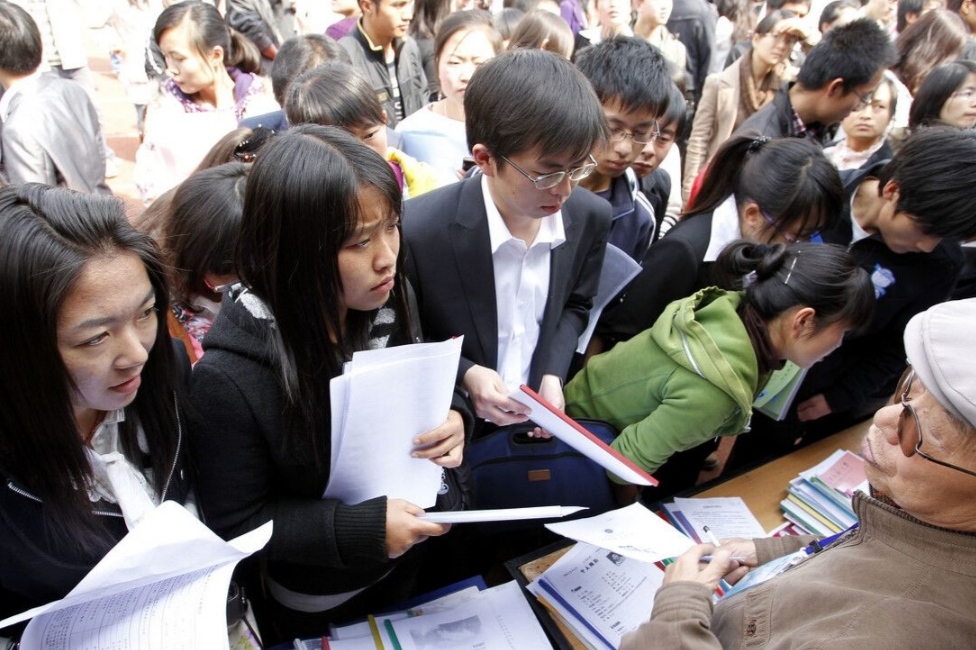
[{"left": 509, "top": 385, "right": 658, "bottom": 486}]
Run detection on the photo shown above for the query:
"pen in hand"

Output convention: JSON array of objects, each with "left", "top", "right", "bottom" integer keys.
[{"left": 702, "top": 525, "right": 722, "bottom": 548}]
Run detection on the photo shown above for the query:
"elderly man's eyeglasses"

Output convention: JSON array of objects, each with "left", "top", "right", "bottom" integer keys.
[
  {"left": 501, "top": 154, "right": 598, "bottom": 190},
  {"left": 898, "top": 368, "right": 976, "bottom": 478}
]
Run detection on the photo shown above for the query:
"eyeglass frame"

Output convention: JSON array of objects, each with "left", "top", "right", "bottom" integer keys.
[
  {"left": 761, "top": 211, "right": 821, "bottom": 243},
  {"left": 852, "top": 87, "right": 875, "bottom": 111},
  {"left": 898, "top": 368, "right": 976, "bottom": 478},
  {"left": 608, "top": 121, "right": 663, "bottom": 148},
  {"left": 500, "top": 154, "right": 598, "bottom": 190}
]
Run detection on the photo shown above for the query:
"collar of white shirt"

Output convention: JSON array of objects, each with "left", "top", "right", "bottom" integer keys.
[
  {"left": 703, "top": 193, "right": 743, "bottom": 262},
  {"left": 482, "top": 174, "right": 566, "bottom": 253}
]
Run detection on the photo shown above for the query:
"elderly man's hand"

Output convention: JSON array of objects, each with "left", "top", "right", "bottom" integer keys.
[{"left": 664, "top": 544, "right": 751, "bottom": 590}]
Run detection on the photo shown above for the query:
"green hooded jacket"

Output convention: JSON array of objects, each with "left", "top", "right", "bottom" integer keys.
[{"left": 565, "top": 288, "right": 761, "bottom": 479}]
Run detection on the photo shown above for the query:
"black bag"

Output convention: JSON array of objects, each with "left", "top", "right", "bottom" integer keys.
[{"left": 466, "top": 419, "right": 618, "bottom": 529}]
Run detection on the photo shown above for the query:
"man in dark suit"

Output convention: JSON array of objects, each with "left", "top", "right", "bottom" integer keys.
[{"left": 403, "top": 49, "right": 612, "bottom": 429}]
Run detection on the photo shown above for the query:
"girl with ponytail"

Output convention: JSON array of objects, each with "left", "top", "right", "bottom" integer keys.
[
  {"left": 134, "top": 0, "right": 278, "bottom": 203},
  {"left": 595, "top": 133, "right": 845, "bottom": 349},
  {"left": 566, "top": 240, "right": 873, "bottom": 497}
]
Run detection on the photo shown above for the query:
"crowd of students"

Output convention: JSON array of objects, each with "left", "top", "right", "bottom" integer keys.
[{"left": 2, "top": 0, "right": 976, "bottom": 645}]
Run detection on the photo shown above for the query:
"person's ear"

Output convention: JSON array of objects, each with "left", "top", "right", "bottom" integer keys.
[
  {"left": 471, "top": 144, "right": 496, "bottom": 176},
  {"left": 740, "top": 201, "right": 764, "bottom": 237},
  {"left": 360, "top": 0, "right": 375, "bottom": 15},
  {"left": 380, "top": 110, "right": 389, "bottom": 126},
  {"left": 791, "top": 306, "right": 817, "bottom": 339},
  {"left": 881, "top": 179, "right": 899, "bottom": 204},
  {"left": 210, "top": 45, "right": 225, "bottom": 67},
  {"left": 824, "top": 78, "right": 846, "bottom": 98}
]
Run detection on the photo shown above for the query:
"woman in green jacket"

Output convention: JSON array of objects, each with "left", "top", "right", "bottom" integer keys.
[{"left": 565, "top": 240, "right": 873, "bottom": 496}]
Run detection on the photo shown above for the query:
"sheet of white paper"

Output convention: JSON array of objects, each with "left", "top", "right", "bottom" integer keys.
[
  {"left": 545, "top": 503, "right": 694, "bottom": 563},
  {"left": 531, "top": 542, "right": 664, "bottom": 650},
  {"left": 576, "top": 244, "right": 642, "bottom": 354},
  {"left": 391, "top": 581, "right": 552, "bottom": 650},
  {"left": 508, "top": 387, "right": 655, "bottom": 486},
  {"left": 21, "top": 563, "right": 237, "bottom": 649},
  {"left": 326, "top": 338, "right": 462, "bottom": 508},
  {"left": 672, "top": 497, "right": 767, "bottom": 540},
  {"left": 0, "top": 502, "right": 272, "bottom": 650},
  {"left": 420, "top": 506, "right": 587, "bottom": 524}
]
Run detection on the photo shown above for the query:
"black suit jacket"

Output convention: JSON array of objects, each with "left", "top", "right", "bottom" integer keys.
[{"left": 403, "top": 176, "right": 612, "bottom": 388}]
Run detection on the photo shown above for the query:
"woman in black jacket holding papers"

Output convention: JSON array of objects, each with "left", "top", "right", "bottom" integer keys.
[{"left": 189, "top": 125, "right": 471, "bottom": 643}]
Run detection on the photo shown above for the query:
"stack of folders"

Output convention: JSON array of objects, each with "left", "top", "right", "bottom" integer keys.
[
  {"left": 326, "top": 579, "right": 553, "bottom": 650},
  {"left": 779, "top": 449, "right": 868, "bottom": 535}
]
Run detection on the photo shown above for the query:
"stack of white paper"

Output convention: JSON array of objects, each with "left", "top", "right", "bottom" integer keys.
[{"left": 326, "top": 338, "right": 463, "bottom": 508}]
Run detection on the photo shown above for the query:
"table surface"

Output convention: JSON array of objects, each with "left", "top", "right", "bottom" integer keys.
[
  {"left": 695, "top": 420, "right": 869, "bottom": 531},
  {"left": 514, "top": 420, "right": 871, "bottom": 649}
]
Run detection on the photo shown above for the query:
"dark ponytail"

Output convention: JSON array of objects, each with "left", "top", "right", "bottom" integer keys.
[
  {"left": 715, "top": 239, "right": 875, "bottom": 332},
  {"left": 687, "top": 133, "right": 844, "bottom": 242},
  {"left": 154, "top": 1, "right": 261, "bottom": 75}
]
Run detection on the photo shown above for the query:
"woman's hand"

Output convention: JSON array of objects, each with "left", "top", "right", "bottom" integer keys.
[
  {"left": 663, "top": 544, "right": 750, "bottom": 589},
  {"left": 385, "top": 499, "right": 450, "bottom": 558},
  {"left": 413, "top": 410, "right": 465, "bottom": 468}
]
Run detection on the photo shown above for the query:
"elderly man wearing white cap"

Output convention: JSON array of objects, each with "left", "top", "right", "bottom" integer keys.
[{"left": 620, "top": 298, "right": 976, "bottom": 650}]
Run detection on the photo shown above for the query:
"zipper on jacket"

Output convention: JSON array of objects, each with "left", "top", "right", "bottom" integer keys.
[
  {"left": 676, "top": 324, "right": 704, "bottom": 378},
  {"left": 6, "top": 391, "right": 183, "bottom": 516}
]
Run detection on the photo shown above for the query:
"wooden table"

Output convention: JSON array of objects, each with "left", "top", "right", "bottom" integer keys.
[
  {"left": 695, "top": 419, "right": 869, "bottom": 531},
  {"left": 511, "top": 420, "right": 871, "bottom": 649}
]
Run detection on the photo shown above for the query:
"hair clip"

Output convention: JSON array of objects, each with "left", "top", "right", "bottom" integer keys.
[
  {"left": 234, "top": 126, "right": 275, "bottom": 163},
  {"left": 784, "top": 254, "right": 799, "bottom": 286},
  {"left": 748, "top": 135, "right": 771, "bottom": 152}
]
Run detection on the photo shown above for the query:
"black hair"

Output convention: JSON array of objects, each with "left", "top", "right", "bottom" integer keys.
[
  {"left": 0, "top": 1, "right": 42, "bottom": 74},
  {"left": 755, "top": 9, "right": 798, "bottom": 36},
  {"left": 434, "top": 10, "right": 502, "bottom": 65},
  {"left": 164, "top": 162, "right": 248, "bottom": 306},
  {"left": 493, "top": 7, "right": 525, "bottom": 40},
  {"left": 715, "top": 240, "right": 875, "bottom": 332},
  {"left": 876, "top": 126, "right": 976, "bottom": 238},
  {"left": 411, "top": 0, "right": 452, "bottom": 40},
  {"left": 660, "top": 83, "right": 688, "bottom": 134},
  {"left": 154, "top": 0, "right": 261, "bottom": 75},
  {"left": 0, "top": 184, "right": 183, "bottom": 552},
  {"left": 237, "top": 124, "right": 406, "bottom": 464},
  {"left": 908, "top": 59, "right": 976, "bottom": 128},
  {"left": 507, "top": 9, "right": 574, "bottom": 58},
  {"left": 688, "top": 134, "right": 844, "bottom": 241},
  {"left": 271, "top": 34, "right": 348, "bottom": 105},
  {"left": 898, "top": 0, "right": 925, "bottom": 32},
  {"left": 818, "top": 0, "right": 860, "bottom": 32},
  {"left": 892, "top": 9, "right": 967, "bottom": 92},
  {"left": 767, "top": 0, "right": 809, "bottom": 9},
  {"left": 796, "top": 18, "right": 896, "bottom": 92},
  {"left": 574, "top": 36, "right": 672, "bottom": 116},
  {"left": 465, "top": 48, "right": 609, "bottom": 161},
  {"left": 285, "top": 61, "right": 387, "bottom": 128}
]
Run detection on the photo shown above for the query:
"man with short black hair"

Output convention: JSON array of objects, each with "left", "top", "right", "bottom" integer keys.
[
  {"left": 736, "top": 18, "right": 896, "bottom": 146},
  {"left": 339, "top": 0, "right": 427, "bottom": 127},
  {"left": 575, "top": 37, "right": 672, "bottom": 260},
  {"left": 403, "top": 49, "right": 612, "bottom": 427},
  {"left": 0, "top": 1, "right": 109, "bottom": 194}
]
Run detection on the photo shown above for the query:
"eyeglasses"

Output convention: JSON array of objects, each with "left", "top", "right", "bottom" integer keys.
[
  {"left": 897, "top": 368, "right": 976, "bottom": 478},
  {"left": 608, "top": 123, "right": 662, "bottom": 147},
  {"left": 762, "top": 211, "right": 821, "bottom": 243},
  {"left": 852, "top": 88, "right": 875, "bottom": 111},
  {"left": 501, "top": 154, "right": 598, "bottom": 190}
]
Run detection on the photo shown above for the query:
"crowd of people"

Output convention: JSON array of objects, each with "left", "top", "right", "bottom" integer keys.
[{"left": 2, "top": 0, "right": 976, "bottom": 645}]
